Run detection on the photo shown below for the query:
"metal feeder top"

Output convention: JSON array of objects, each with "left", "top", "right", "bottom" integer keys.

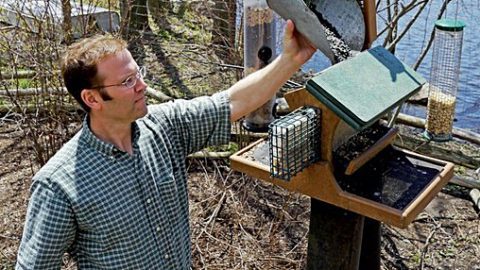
[{"left": 435, "top": 19, "right": 466, "bottom": 32}]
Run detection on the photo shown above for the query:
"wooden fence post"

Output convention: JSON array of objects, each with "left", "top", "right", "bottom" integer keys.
[{"left": 306, "top": 199, "right": 364, "bottom": 270}]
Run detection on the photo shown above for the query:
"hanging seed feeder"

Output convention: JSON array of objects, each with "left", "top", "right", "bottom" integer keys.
[
  {"left": 424, "top": 19, "right": 466, "bottom": 141},
  {"left": 242, "top": 0, "right": 277, "bottom": 132}
]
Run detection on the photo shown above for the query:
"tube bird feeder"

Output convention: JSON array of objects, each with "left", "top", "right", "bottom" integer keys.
[
  {"left": 242, "top": 0, "right": 277, "bottom": 132},
  {"left": 425, "top": 19, "right": 466, "bottom": 141}
]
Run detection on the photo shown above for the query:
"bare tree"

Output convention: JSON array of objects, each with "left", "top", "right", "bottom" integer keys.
[
  {"left": 148, "top": 0, "right": 170, "bottom": 27},
  {"left": 377, "top": 0, "right": 456, "bottom": 70},
  {"left": 120, "top": 0, "right": 151, "bottom": 37},
  {"left": 211, "top": 0, "right": 237, "bottom": 47},
  {"left": 207, "top": 0, "right": 239, "bottom": 61},
  {"left": 61, "top": 0, "right": 73, "bottom": 44}
]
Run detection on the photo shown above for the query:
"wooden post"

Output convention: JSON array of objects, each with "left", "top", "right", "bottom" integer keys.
[
  {"left": 363, "top": 0, "right": 377, "bottom": 49},
  {"left": 307, "top": 199, "right": 364, "bottom": 270},
  {"left": 306, "top": 201, "right": 382, "bottom": 270},
  {"left": 359, "top": 218, "right": 381, "bottom": 270}
]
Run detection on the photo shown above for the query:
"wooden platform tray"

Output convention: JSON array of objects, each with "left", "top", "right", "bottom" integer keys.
[
  {"left": 335, "top": 125, "right": 399, "bottom": 175},
  {"left": 230, "top": 140, "right": 454, "bottom": 228}
]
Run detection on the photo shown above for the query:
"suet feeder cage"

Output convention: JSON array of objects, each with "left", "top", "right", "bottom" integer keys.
[
  {"left": 425, "top": 19, "right": 466, "bottom": 141},
  {"left": 269, "top": 106, "right": 322, "bottom": 181}
]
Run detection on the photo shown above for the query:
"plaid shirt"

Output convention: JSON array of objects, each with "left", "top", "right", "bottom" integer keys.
[{"left": 16, "top": 92, "right": 231, "bottom": 269}]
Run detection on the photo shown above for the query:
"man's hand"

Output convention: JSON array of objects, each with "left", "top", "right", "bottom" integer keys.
[
  {"left": 228, "top": 20, "right": 317, "bottom": 122},
  {"left": 282, "top": 19, "right": 317, "bottom": 69}
]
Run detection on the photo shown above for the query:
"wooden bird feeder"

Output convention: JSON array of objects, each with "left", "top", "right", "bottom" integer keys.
[
  {"left": 231, "top": 46, "right": 455, "bottom": 229},
  {"left": 231, "top": 2, "right": 454, "bottom": 269}
]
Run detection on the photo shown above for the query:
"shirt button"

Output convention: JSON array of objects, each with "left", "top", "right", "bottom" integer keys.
[
  {"left": 156, "top": 226, "right": 161, "bottom": 232},
  {"left": 164, "top": 254, "right": 170, "bottom": 260},
  {"left": 147, "top": 199, "right": 151, "bottom": 204}
]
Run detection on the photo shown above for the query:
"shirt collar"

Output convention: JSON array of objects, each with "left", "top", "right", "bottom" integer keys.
[{"left": 80, "top": 116, "right": 140, "bottom": 157}]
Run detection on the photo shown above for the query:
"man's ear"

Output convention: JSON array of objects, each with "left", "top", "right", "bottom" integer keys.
[{"left": 81, "top": 89, "right": 102, "bottom": 111}]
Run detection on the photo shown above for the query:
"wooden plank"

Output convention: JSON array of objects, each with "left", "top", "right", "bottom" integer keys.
[
  {"left": 394, "top": 128, "right": 480, "bottom": 169},
  {"left": 389, "top": 148, "right": 454, "bottom": 227},
  {"left": 394, "top": 112, "right": 480, "bottom": 145},
  {"left": 0, "top": 88, "right": 67, "bottom": 97},
  {"left": 0, "top": 70, "right": 37, "bottom": 79},
  {"left": 345, "top": 127, "right": 398, "bottom": 175},
  {"left": 450, "top": 175, "right": 480, "bottom": 189},
  {"left": 0, "top": 87, "right": 172, "bottom": 102},
  {"left": 284, "top": 88, "right": 340, "bottom": 162},
  {"left": 363, "top": 0, "right": 377, "bottom": 49}
]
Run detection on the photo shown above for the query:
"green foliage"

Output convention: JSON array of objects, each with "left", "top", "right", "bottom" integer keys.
[
  {"left": 410, "top": 251, "right": 421, "bottom": 264},
  {"left": 17, "top": 78, "right": 33, "bottom": 89},
  {"left": 206, "top": 142, "right": 239, "bottom": 154},
  {"left": 82, "top": 0, "right": 119, "bottom": 9}
]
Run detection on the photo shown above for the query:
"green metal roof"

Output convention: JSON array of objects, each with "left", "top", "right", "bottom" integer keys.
[{"left": 306, "top": 46, "right": 426, "bottom": 130}]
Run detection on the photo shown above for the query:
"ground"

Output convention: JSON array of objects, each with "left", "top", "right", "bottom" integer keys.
[{"left": 0, "top": 121, "right": 479, "bottom": 269}]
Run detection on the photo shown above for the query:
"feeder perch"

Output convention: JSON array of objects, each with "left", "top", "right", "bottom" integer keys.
[
  {"left": 424, "top": 19, "right": 466, "bottom": 142},
  {"left": 231, "top": 46, "right": 455, "bottom": 228}
]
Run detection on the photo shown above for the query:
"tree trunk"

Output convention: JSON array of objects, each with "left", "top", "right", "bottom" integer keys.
[
  {"left": 148, "top": 0, "right": 170, "bottom": 29},
  {"left": 120, "top": 0, "right": 150, "bottom": 37},
  {"left": 211, "top": 0, "right": 237, "bottom": 58},
  {"left": 61, "top": 0, "right": 73, "bottom": 43}
]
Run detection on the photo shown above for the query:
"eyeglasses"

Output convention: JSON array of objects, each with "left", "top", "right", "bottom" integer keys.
[{"left": 92, "top": 66, "right": 146, "bottom": 89}]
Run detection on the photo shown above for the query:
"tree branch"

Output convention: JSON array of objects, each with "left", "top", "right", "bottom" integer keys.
[{"left": 413, "top": 0, "right": 452, "bottom": 70}]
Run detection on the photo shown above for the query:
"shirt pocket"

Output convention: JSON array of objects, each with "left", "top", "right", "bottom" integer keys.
[{"left": 154, "top": 176, "right": 179, "bottom": 213}]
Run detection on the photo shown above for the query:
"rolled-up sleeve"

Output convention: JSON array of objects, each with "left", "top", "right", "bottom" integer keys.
[
  {"left": 148, "top": 91, "right": 231, "bottom": 155},
  {"left": 16, "top": 180, "right": 76, "bottom": 270}
]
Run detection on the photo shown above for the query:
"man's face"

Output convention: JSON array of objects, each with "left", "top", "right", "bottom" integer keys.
[{"left": 94, "top": 49, "right": 148, "bottom": 123}]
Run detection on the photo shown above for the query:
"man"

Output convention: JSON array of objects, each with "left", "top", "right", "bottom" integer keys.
[{"left": 16, "top": 20, "right": 315, "bottom": 269}]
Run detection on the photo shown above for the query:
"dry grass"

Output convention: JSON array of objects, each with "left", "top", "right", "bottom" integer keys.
[{"left": 1, "top": 125, "right": 479, "bottom": 269}]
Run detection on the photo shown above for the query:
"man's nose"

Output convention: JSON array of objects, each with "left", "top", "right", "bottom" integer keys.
[{"left": 135, "top": 77, "right": 148, "bottom": 92}]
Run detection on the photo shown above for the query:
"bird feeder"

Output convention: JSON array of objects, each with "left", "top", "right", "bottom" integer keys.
[
  {"left": 242, "top": 0, "right": 277, "bottom": 132},
  {"left": 424, "top": 19, "right": 466, "bottom": 141},
  {"left": 231, "top": 46, "right": 455, "bottom": 228},
  {"left": 232, "top": 2, "right": 455, "bottom": 268}
]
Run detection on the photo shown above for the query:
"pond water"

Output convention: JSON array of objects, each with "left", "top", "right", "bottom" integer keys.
[{"left": 301, "top": 0, "right": 480, "bottom": 133}]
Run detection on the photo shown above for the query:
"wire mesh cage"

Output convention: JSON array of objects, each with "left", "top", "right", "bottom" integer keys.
[
  {"left": 425, "top": 19, "right": 466, "bottom": 141},
  {"left": 269, "top": 106, "right": 322, "bottom": 181},
  {"left": 242, "top": 0, "right": 277, "bottom": 132}
]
